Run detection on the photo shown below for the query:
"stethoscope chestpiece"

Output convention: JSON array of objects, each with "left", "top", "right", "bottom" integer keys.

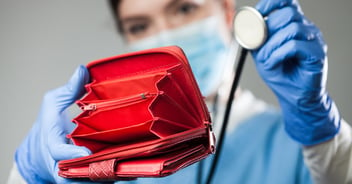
[{"left": 233, "top": 6, "right": 267, "bottom": 50}]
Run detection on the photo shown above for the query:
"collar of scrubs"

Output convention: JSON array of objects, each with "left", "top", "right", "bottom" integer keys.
[{"left": 208, "top": 89, "right": 268, "bottom": 138}]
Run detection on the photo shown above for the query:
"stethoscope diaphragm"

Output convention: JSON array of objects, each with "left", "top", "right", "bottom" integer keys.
[{"left": 233, "top": 6, "right": 267, "bottom": 50}]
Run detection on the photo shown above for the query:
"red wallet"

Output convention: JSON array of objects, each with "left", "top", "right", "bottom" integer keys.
[{"left": 58, "top": 46, "right": 215, "bottom": 181}]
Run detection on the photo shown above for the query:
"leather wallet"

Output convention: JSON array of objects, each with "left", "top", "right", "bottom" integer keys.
[{"left": 58, "top": 46, "right": 215, "bottom": 181}]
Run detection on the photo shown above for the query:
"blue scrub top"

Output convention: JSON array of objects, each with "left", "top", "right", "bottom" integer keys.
[{"left": 117, "top": 108, "right": 313, "bottom": 184}]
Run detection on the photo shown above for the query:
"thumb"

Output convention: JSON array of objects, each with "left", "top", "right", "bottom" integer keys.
[
  {"left": 45, "top": 65, "right": 90, "bottom": 113},
  {"left": 66, "top": 65, "right": 90, "bottom": 100}
]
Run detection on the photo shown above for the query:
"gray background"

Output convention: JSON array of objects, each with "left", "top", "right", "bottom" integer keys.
[{"left": 0, "top": 0, "right": 351, "bottom": 182}]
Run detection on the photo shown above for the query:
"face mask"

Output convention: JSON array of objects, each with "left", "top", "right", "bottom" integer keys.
[{"left": 128, "top": 16, "right": 231, "bottom": 96}]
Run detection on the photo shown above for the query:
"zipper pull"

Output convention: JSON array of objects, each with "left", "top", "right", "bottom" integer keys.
[
  {"left": 140, "top": 93, "right": 147, "bottom": 99},
  {"left": 81, "top": 104, "right": 96, "bottom": 111}
]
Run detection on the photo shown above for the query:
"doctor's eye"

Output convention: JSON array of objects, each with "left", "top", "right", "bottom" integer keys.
[
  {"left": 125, "top": 23, "right": 149, "bottom": 36},
  {"left": 175, "top": 2, "right": 198, "bottom": 16}
]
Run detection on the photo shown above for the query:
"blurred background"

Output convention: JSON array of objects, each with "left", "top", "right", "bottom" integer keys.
[{"left": 1, "top": 0, "right": 351, "bottom": 182}]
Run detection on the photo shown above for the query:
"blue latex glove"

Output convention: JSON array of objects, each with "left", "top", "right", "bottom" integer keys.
[
  {"left": 252, "top": 0, "right": 341, "bottom": 145},
  {"left": 15, "top": 66, "right": 102, "bottom": 183}
]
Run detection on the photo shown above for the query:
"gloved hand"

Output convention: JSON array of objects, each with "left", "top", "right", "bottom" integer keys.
[
  {"left": 15, "top": 66, "right": 100, "bottom": 183},
  {"left": 252, "top": 0, "right": 341, "bottom": 145}
]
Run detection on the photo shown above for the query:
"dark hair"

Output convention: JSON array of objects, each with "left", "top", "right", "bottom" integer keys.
[{"left": 108, "top": 0, "right": 123, "bottom": 33}]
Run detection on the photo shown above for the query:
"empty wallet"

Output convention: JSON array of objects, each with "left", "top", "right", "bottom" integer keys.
[{"left": 58, "top": 46, "right": 215, "bottom": 181}]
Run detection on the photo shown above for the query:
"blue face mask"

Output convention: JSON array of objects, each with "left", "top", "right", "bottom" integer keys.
[{"left": 128, "top": 16, "right": 231, "bottom": 96}]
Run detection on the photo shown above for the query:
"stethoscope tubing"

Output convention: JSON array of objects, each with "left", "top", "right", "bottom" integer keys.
[{"left": 204, "top": 47, "right": 248, "bottom": 184}]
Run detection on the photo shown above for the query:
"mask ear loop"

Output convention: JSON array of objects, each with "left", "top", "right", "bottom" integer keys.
[{"left": 203, "top": 7, "right": 267, "bottom": 184}]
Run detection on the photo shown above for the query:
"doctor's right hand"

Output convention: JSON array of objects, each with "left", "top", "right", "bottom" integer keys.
[
  {"left": 251, "top": 0, "right": 340, "bottom": 145},
  {"left": 15, "top": 66, "right": 96, "bottom": 183}
]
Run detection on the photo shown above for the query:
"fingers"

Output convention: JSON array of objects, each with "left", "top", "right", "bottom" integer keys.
[
  {"left": 262, "top": 39, "right": 325, "bottom": 71},
  {"left": 255, "top": 0, "right": 300, "bottom": 16},
  {"left": 265, "top": 6, "right": 304, "bottom": 36},
  {"left": 252, "top": 3, "right": 325, "bottom": 71},
  {"left": 44, "top": 65, "right": 89, "bottom": 114},
  {"left": 255, "top": 22, "right": 319, "bottom": 64}
]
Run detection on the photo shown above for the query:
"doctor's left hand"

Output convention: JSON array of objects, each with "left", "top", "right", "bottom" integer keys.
[
  {"left": 251, "top": 0, "right": 341, "bottom": 145},
  {"left": 15, "top": 66, "right": 103, "bottom": 183}
]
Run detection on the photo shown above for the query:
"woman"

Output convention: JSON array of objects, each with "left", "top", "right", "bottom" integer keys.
[{"left": 9, "top": 0, "right": 352, "bottom": 183}]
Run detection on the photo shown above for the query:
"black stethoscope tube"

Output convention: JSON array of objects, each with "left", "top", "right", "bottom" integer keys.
[{"left": 201, "top": 47, "right": 248, "bottom": 184}]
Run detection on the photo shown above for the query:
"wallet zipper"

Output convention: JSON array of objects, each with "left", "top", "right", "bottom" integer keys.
[{"left": 81, "top": 92, "right": 157, "bottom": 111}]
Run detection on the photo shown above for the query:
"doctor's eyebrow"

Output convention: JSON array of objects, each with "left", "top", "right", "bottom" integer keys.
[
  {"left": 118, "top": 0, "right": 180, "bottom": 29},
  {"left": 164, "top": 0, "right": 204, "bottom": 14}
]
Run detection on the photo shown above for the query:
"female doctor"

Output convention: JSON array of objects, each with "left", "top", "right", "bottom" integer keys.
[{"left": 9, "top": 0, "right": 352, "bottom": 183}]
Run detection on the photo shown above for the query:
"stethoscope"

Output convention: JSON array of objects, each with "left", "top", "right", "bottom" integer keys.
[{"left": 199, "top": 6, "right": 268, "bottom": 184}]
